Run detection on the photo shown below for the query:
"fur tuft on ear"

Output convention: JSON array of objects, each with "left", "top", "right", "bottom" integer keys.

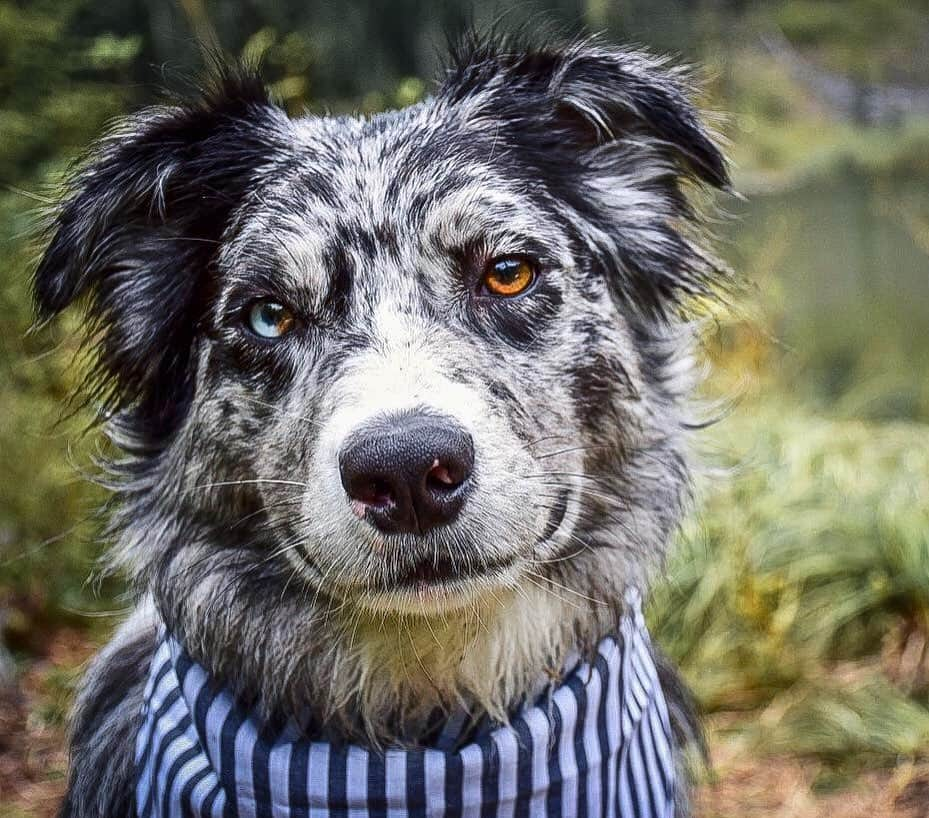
[
  {"left": 439, "top": 32, "right": 731, "bottom": 320},
  {"left": 34, "top": 65, "right": 290, "bottom": 441},
  {"left": 442, "top": 31, "right": 729, "bottom": 189}
]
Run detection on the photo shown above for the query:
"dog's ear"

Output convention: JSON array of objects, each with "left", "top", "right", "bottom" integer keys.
[
  {"left": 441, "top": 34, "right": 728, "bottom": 189},
  {"left": 34, "top": 67, "right": 290, "bottom": 439},
  {"left": 440, "top": 34, "right": 730, "bottom": 318}
]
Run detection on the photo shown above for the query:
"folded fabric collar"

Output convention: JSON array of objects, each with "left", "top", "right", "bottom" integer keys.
[{"left": 135, "top": 595, "right": 676, "bottom": 817}]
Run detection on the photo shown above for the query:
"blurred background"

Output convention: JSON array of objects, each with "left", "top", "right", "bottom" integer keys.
[{"left": 1, "top": 1, "right": 928, "bottom": 815}]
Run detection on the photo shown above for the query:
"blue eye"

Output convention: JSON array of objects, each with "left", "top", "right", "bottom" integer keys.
[{"left": 247, "top": 301, "right": 296, "bottom": 339}]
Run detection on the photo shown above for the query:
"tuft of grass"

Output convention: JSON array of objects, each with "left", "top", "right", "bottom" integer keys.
[
  {"left": 751, "top": 674, "right": 929, "bottom": 767},
  {"left": 650, "top": 397, "right": 929, "bottom": 771}
]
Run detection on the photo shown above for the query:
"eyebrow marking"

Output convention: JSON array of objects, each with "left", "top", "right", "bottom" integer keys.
[{"left": 322, "top": 240, "right": 354, "bottom": 320}]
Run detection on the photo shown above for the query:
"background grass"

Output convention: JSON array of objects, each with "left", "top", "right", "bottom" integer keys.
[{"left": 649, "top": 400, "right": 929, "bottom": 782}]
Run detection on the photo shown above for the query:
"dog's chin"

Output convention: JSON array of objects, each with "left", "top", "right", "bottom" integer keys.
[{"left": 351, "top": 559, "right": 523, "bottom": 617}]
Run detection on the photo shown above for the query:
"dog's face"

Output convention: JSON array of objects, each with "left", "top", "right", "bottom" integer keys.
[
  {"left": 35, "top": 37, "right": 727, "bottom": 724},
  {"left": 210, "top": 145, "right": 588, "bottom": 615},
  {"left": 198, "top": 105, "right": 668, "bottom": 617}
]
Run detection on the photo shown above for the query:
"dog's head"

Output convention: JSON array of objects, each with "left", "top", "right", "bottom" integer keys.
[{"left": 36, "top": 35, "right": 728, "bottom": 728}]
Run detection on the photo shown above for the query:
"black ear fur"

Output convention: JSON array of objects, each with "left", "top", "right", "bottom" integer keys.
[
  {"left": 441, "top": 33, "right": 729, "bottom": 190},
  {"left": 34, "top": 66, "right": 289, "bottom": 441}
]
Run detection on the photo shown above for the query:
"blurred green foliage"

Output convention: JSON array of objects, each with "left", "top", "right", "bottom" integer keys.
[
  {"left": 649, "top": 404, "right": 929, "bottom": 777},
  {"left": 773, "top": 0, "right": 929, "bottom": 82},
  {"left": 0, "top": 0, "right": 137, "bottom": 646},
  {"left": 0, "top": 0, "right": 927, "bottom": 788},
  {"left": 0, "top": 1, "right": 138, "bottom": 185}
]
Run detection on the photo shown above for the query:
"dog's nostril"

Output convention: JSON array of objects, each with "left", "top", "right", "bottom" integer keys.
[
  {"left": 338, "top": 412, "right": 475, "bottom": 535},
  {"left": 426, "top": 459, "right": 463, "bottom": 492},
  {"left": 353, "top": 477, "right": 394, "bottom": 508}
]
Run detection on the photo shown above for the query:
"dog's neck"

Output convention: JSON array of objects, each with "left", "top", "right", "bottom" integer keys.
[
  {"left": 148, "top": 549, "right": 626, "bottom": 746},
  {"left": 310, "top": 591, "right": 614, "bottom": 743}
]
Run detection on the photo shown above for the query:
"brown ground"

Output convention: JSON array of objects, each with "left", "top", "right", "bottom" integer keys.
[
  {"left": 0, "top": 628, "right": 90, "bottom": 818},
  {"left": 695, "top": 725, "right": 929, "bottom": 818},
  {"left": 1, "top": 633, "right": 927, "bottom": 818}
]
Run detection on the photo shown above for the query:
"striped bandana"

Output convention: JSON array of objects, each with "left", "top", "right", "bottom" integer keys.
[{"left": 135, "top": 599, "right": 676, "bottom": 818}]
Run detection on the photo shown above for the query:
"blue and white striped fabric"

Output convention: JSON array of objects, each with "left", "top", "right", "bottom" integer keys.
[{"left": 135, "top": 601, "right": 676, "bottom": 818}]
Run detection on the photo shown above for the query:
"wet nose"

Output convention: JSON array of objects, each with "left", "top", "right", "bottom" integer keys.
[{"left": 338, "top": 412, "right": 475, "bottom": 535}]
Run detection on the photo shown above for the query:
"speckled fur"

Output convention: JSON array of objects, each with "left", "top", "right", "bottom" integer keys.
[{"left": 35, "top": 33, "right": 730, "bottom": 817}]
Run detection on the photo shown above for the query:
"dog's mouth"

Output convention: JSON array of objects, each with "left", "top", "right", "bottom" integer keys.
[
  {"left": 355, "top": 555, "right": 517, "bottom": 616},
  {"left": 393, "top": 554, "right": 516, "bottom": 589},
  {"left": 387, "top": 487, "right": 569, "bottom": 590},
  {"left": 353, "top": 488, "right": 572, "bottom": 612}
]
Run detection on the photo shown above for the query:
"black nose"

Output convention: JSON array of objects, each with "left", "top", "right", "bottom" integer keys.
[{"left": 338, "top": 412, "right": 475, "bottom": 535}]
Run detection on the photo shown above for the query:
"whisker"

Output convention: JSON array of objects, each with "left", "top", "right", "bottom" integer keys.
[
  {"left": 521, "top": 573, "right": 586, "bottom": 611},
  {"left": 149, "top": 235, "right": 220, "bottom": 245},
  {"left": 191, "top": 478, "right": 310, "bottom": 490},
  {"left": 534, "top": 482, "right": 634, "bottom": 508},
  {"left": 4, "top": 183, "right": 57, "bottom": 204},
  {"left": 535, "top": 491, "right": 648, "bottom": 551},
  {"left": 530, "top": 532, "right": 594, "bottom": 565},
  {"left": 524, "top": 569, "right": 608, "bottom": 607},
  {"left": 239, "top": 395, "right": 326, "bottom": 428},
  {"left": 521, "top": 471, "right": 617, "bottom": 487},
  {"left": 533, "top": 444, "right": 609, "bottom": 461},
  {"left": 230, "top": 496, "right": 304, "bottom": 529},
  {"left": 521, "top": 433, "right": 570, "bottom": 451}
]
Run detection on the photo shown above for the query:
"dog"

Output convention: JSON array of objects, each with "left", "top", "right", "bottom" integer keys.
[{"left": 34, "top": 31, "right": 730, "bottom": 818}]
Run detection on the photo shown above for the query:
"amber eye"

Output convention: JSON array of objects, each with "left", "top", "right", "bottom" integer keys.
[
  {"left": 481, "top": 256, "right": 537, "bottom": 297},
  {"left": 247, "top": 301, "right": 297, "bottom": 339}
]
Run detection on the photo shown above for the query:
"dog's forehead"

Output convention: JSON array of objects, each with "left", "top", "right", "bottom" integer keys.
[{"left": 228, "top": 106, "right": 571, "bottom": 290}]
